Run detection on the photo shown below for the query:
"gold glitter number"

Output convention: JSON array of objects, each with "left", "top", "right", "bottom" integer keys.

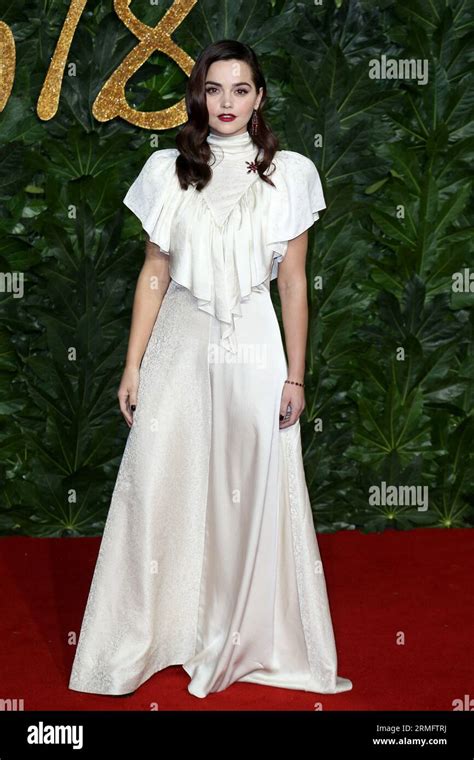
[
  {"left": 0, "top": 21, "right": 16, "bottom": 112},
  {"left": 37, "top": 0, "right": 88, "bottom": 120},
  {"left": 31, "top": 0, "right": 197, "bottom": 127},
  {"left": 93, "top": 0, "right": 197, "bottom": 128}
]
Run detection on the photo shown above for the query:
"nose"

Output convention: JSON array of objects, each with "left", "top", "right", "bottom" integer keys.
[{"left": 221, "top": 93, "right": 233, "bottom": 109}]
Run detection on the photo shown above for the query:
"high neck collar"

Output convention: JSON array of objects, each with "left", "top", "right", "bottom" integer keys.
[{"left": 206, "top": 129, "right": 255, "bottom": 157}]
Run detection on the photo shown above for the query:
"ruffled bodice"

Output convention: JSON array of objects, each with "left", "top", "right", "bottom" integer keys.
[{"left": 123, "top": 130, "right": 326, "bottom": 354}]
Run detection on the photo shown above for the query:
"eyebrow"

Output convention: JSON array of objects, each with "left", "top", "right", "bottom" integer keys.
[{"left": 205, "top": 80, "right": 252, "bottom": 87}]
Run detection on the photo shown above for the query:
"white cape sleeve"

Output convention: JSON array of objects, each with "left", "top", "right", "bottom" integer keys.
[
  {"left": 123, "top": 148, "right": 180, "bottom": 253},
  {"left": 266, "top": 150, "right": 326, "bottom": 279}
]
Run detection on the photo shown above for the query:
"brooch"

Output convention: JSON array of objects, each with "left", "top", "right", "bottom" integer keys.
[{"left": 245, "top": 160, "right": 258, "bottom": 174}]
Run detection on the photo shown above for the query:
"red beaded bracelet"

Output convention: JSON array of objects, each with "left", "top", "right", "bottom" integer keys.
[{"left": 285, "top": 379, "right": 305, "bottom": 388}]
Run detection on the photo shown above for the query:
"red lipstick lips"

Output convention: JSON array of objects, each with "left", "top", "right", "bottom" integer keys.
[{"left": 218, "top": 114, "right": 236, "bottom": 121}]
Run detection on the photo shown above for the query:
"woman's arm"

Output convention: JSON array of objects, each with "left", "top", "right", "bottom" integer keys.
[
  {"left": 125, "top": 234, "right": 171, "bottom": 368},
  {"left": 276, "top": 230, "right": 309, "bottom": 428},
  {"left": 118, "top": 234, "right": 171, "bottom": 426}
]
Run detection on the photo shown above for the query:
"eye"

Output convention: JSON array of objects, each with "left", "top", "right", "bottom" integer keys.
[
  {"left": 236, "top": 88, "right": 250, "bottom": 95},
  {"left": 206, "top": 87, "right": 218, "bottom": 94}
]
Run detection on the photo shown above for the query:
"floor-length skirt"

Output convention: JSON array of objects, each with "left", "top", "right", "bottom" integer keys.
[{"left": 68, "top": 279, "right": 353, "bottom": 698}]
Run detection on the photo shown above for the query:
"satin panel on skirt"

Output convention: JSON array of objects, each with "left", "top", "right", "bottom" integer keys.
[{"left": 68, "top": 279, "right": 352, "bottom": 697}]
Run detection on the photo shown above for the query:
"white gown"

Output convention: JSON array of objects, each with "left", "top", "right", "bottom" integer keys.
[{"left": 68, "top": 130, "right": 353, "bottom": 698}]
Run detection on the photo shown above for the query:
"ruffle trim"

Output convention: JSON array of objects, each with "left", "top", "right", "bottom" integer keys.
[
  {"left": 266, "top": 150, "right": 326, "bottom": 280},
  {"left": 123, "top": 148, "right": 180, "bottom": 254},
  {"left": 123, "top": 148, "right": 326, "bottom": 353}
]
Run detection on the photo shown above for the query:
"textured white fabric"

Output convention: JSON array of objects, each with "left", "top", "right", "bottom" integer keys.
[
  {"left": 203, "top": 130, "right": 262, "bottom": 225},
  {"left": 68, "top": 132, "right": 353, "bottom": 700},
  {"left": 122, "top": 130, "right": 326, "bottom": 354}
]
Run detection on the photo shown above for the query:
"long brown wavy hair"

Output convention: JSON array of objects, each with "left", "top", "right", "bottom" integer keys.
[{"left": 175, "top": 40, "right": 279, "bottom": 191}]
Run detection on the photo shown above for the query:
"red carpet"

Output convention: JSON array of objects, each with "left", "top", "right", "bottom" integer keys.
[{"left": 1, "top": 528, "right": 472, "bottom": 711}]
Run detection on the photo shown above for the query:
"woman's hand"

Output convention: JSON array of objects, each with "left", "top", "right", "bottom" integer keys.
[
  {"left": 279, "top": 382, "right": 305, "bottom": 429},
  {"left": 117, "top": 364, "right": 140, "bottom": 428}
]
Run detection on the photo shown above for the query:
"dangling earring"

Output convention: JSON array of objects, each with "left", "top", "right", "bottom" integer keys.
[{"left": 251, "top": 108, "right": 259, "bottom": 136}]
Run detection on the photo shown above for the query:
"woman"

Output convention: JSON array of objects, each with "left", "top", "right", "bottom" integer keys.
[{"left": 68, "top": 39, "right": 353, "bottom": 699}]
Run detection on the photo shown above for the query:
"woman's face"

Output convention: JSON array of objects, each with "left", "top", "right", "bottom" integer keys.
[{"left": 205, "top": 58, "right": 263, "bottom": 137}]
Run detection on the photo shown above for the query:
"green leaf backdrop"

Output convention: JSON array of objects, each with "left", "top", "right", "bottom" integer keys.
[{"left": 0, "top": 0, "right": 473, "bottom": 535}]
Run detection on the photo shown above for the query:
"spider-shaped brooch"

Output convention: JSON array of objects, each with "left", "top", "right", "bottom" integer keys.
[{"left": 245, "top": 160, "right": 258, "bottom": 174}]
